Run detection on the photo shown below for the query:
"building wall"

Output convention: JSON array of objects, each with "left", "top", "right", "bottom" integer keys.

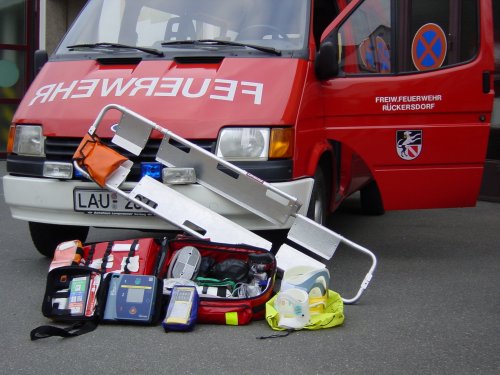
[
  {"left": 45, "top": 0, "right": 86, "bottom": 54},
  {"left": 0, "top": 0, "right": 36, "bottom": 154},
  {"left": 0, "top": 0, "right": 86, "bottom": 155}
]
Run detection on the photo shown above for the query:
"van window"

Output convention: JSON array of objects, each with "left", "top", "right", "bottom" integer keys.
[
  {"left": 55, "top": 0, "right": 309, "bottom": 56},
  {"left": 402, "top": 0, "right": 479, "bottom": 72},
  {"left": 338, "top": 0, "right": 392, "bottom": 75},
  {"left": 329, "top": 0, "right": 479, "bottom": 76},
  {"left": 458, "top": 0, "right": 479, "bottom": 62},
  {"left": 313, "top": 0, "right": 339, "bottom": 49}
]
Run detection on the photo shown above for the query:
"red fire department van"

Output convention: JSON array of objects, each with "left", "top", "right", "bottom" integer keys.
[{"left": 3, "top": 0, "right": 494, "bottom": 256}]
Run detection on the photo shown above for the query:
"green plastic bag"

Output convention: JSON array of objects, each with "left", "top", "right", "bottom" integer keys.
[{"left": 265, "top": 290, "right": 344, "bottom": 331}]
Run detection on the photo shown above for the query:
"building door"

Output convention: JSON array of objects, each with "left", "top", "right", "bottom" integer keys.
[{"left": 0, "top": 0, "right": 37, "bottom": 155}]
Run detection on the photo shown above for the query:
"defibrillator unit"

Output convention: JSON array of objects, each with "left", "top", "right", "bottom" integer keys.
[{"left": 103, "top": 274, "right": 159, "bottom": 324}]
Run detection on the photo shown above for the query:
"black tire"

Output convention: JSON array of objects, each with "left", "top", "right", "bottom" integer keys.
[
  {"left": 307, "top": 168, "right": 329, "bottom": 225},
  {"left": 360, "top": 181, "right": 385, "bottom": 215},
  {"left": 29, "top": 222, "right": 90, "bottom": 258}
]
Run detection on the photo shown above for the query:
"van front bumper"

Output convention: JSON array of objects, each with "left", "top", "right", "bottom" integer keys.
[{"left": 3, "top": 175, "right": 313, "bottom": 231}]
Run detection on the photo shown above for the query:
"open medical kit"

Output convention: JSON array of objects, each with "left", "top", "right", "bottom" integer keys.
[
  {"left": 31, "top": 238, "right": 168, "bottom": 339},
  {"left": 160, "top": 238, "right": 277, "bottom": 326}
]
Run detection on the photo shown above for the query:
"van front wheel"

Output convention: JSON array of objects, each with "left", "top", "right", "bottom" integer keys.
[{"left": 29, "top": 222, "right": 90, "bottom": 258}]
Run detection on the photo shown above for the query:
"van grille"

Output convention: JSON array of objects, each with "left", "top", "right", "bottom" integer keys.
[{"left": 44, "top": 137, "right": 216, "bottom": 181}]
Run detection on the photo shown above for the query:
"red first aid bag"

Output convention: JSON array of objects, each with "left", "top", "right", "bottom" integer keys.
[{"left": 161, "top": 238, "right": 277, "bottom": 326}]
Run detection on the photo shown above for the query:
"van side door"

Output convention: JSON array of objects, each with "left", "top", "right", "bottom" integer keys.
[{"left": 318, "top": 0, "right": 494, "bottom": 210}]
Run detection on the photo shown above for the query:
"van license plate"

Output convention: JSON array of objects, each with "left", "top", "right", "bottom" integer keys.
[{"left": 74, "top": 189, "right": 151, "bottom": 215}]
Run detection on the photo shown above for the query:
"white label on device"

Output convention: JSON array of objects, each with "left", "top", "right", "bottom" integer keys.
[{"left": 112, "top": 244, "right": 140, "bottom": 252}]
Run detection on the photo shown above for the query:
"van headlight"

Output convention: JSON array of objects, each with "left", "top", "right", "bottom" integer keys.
[
  {"left": 11, "top": 125, "right": 45, "bottom": 156},
  {"left": 215, "top": 127, "right": 293, "bottom": 161},
  {"left": 216, "top": 128, "right": 270, "bottom": 160}
]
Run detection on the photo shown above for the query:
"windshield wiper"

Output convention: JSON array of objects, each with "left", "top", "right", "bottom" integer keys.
[
  {"left": 161, "top": 39, "right": 281, "bottom": 56},
  {"left": 67, "top": 43, "right": 164, "bottom": 57}
]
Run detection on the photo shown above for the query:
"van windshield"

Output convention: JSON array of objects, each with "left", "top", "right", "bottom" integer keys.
[{"left": 56, "top": 0, "right": 309, "bottom": 56}]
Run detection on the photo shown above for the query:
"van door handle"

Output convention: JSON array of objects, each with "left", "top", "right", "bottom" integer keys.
[{"left": 483, "top": 71, "right": 491, "bottom": 94}]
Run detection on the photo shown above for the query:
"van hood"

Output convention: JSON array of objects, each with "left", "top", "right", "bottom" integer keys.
[{"left": 16, "top": 58, "right": 308, "bottom": 139}]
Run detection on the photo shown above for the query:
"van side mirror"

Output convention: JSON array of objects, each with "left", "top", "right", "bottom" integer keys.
[
  {"left": 34, "top": 50, "right": 48, "bottom": 78},
  {"left": 315, "top": 41, "right": 339, "bottom": 80}
]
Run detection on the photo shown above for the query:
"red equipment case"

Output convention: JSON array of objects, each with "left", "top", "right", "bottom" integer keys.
[{"left": 162, "top": 238, "right": 277, "bottom": 326}]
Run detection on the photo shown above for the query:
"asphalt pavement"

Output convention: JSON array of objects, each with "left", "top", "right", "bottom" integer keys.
[{"left": 0, "top": 160, "right": 499, "bottom": 375}]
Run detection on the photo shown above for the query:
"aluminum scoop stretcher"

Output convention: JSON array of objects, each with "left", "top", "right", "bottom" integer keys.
[{"left": 73, "top": 104, "right": 377, "bottom": 304}]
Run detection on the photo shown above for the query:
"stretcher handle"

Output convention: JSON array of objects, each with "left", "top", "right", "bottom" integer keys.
[{"left": 337, "top": 235, "right": 378, "bottom": 305}]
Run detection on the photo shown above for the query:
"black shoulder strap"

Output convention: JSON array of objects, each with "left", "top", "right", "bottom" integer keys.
[
  {"left": 154, "top": 237, "right": 169, "bottom": 277},
  {"left": 256, "top": 329, "right": 295, "bottom": 340},
  {"left": 100, "top": 242, "right": 114, "bottom": 272},
  {"left": 30, "top": 321, "right": 98, "bottom": 340},
  {"left": 84, "top": 244, "right": 96, "bottom": 266},
  {"left": 123, "top": 239, "right": 139, "bottom": 274}
]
